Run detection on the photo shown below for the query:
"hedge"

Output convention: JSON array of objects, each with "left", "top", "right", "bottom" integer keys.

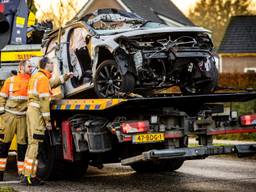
[{"left": 218, "top": 73, "right": 256, "bottom": 89}]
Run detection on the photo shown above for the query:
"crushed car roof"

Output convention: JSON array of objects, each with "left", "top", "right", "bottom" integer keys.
[{"left": 75, "top": 9, "right": 207, "bottom": 34}]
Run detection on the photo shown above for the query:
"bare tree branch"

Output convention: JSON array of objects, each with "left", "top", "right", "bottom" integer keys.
[{"left": 189, "top": 0, "right": 253, "bottom": 48}]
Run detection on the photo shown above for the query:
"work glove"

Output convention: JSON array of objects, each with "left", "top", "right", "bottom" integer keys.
[
  {"left": 59, "top": 72, "right": 74, "bottom": 84},
  {"left": 63, "top": 72, "right": 74, "bottom": 81}
]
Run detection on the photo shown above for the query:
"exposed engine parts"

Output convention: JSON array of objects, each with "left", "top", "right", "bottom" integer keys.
[{"left": 115, "top": 33, "right": 217, "bottom": 92}]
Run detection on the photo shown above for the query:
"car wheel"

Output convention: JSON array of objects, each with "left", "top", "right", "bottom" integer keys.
[
  {"left": 94, "top": 59, "right": 135, "bottom": 98},
  {"left": 179, "top": 57, "right": 218, "bottom": 95}
]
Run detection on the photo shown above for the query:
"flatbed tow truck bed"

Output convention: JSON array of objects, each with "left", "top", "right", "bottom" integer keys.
[
  {"left": 50, "top": 92, "right": 256, "bottom": 166},
  {"left": 51, "top": 92, "right": 256, "bottom": 112}
]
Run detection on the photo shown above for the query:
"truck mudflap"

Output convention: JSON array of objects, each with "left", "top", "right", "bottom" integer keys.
[{"left": 121, "top": 144, "right": 256, "bottom": 165}]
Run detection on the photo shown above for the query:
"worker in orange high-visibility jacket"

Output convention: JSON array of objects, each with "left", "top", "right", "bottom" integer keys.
[
  {"left": 0, "top": 60, "right": 33, "bottom": 181},
  {"left": 21, "top": 57, "right": 73, "bottom": 186}
]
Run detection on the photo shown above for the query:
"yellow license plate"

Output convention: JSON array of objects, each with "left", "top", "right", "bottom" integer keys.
[{"left": 133, "top": 133, "right": 165, "bottom": 143}]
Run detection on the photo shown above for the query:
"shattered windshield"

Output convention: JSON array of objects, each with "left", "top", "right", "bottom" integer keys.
[
  {"left": 87, "top": 13, "right": 144, "bottom": 30},
  {"left": 82, "top": 9, "right": 168, "bottom": 34},
  {"left": 83, "top": 9, "right": 164, "bottom": 31}
]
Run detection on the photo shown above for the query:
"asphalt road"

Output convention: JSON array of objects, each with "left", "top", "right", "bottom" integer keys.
[{"left": 1, "top": 156, "right": 256, "bottom": 192}]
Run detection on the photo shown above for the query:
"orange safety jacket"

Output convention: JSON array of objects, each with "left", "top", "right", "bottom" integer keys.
[
  {"left": 0, "top": 73, "right": 31, "bottom": 115},
  {"left": 27, "top": 69, "right": 66, "bottom": 123}
]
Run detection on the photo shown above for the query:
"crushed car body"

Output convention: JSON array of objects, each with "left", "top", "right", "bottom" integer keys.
[{"left": 43, "top": 8, "right": 218, "bottom": 98}]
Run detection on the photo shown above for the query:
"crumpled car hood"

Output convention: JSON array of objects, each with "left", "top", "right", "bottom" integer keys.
[{"left": 98, "top": 26, "right": 210, "bottom": 39}]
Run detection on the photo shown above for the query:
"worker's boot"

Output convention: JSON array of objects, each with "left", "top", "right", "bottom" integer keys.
[
  {"left": 21, "top": 176, "right": 44, "bottom": 186},
  {"left": 20, "top": 175, "right": 26, "bottom": 185},
  {"left": 0, "top": 171, "right": 4, "bottom": 181},
  {"left": 0, "top": 142, "right": 10, "bottom": 181}
]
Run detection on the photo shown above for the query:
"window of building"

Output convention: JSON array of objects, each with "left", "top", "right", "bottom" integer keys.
[{"left": 244, "top": 68, "right": 256, "bottom": 73}]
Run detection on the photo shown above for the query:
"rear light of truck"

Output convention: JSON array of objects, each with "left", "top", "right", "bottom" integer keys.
[
  {"left": 240, "top": 114, "right": 256, "bottom": 126},
  {"left": 0, "top": 4, "right": 4, "bottom": 13},
  {"left": 121, "top": 121, "right": 150, "bottom": 134}
]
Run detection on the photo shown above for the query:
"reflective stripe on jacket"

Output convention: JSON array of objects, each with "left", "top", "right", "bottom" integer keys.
[
  {"left": 27, "top": 69, "right": 66, "bottom": 123},
  {"left": 0, "top": 74, "right": 31, "bottom": 115}
]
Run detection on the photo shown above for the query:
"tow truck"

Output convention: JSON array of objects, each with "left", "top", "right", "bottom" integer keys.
[
  {"left": 29, "top": 91, "right": 256, "bottom": 180},
  {"left": 0, "top": 0, "right": 256, "bottom": 181},
  {"left": 0, "top": 0, "right": 43, "bottom": 82}
]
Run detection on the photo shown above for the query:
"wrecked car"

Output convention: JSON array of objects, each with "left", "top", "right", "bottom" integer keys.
[{"left": 43, "top": 8, "right": 218, "bottom": 98}]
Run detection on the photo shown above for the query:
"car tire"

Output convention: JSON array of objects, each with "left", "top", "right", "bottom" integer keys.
[
  {"left": 94, "top": 59, "right": 135, "bottom": 98},
  {"left": 179, "top": 57, "right": 218, "bottom": 95},
  {"left": 130, "top": 159, "right": 184, "bottom": 173}
]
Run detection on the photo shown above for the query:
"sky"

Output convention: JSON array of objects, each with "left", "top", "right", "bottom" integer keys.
[
  {"left": 172, "top": 0, "right": 198, "bottom": 14},
  {"left": 35, "top": 0, "right": 87, "bottom": 11},
  {"left": 35, "top": 0, "right": 197, "bottom": 16},
  {"left": 35, "top": 0, "right": 256, "bottom": 18}
]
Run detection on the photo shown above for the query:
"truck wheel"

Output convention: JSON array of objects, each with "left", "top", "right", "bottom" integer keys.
[
  {"left": 43, "top": 156, "right": 88, "bottom": 180},
  {"left": 38, "top": 150, "right": 88, "bottom": 180},
  {"left": 161, "top": 159, "right": 184, "bottom": 171},
  {"left": 37, "top": 133, "right": 88, "bottom": 180},
  {"left": 94, "top": 59, "right": 135, "bottom": 98},
  {"left": 63, "top": 155, "right": 89, "bottom": 180},
  {"left": 130, "top": 159, "right": 184, "bottom": 173},
  {"left": 37, "top": 133, "right": 56, "bottom": 180}
]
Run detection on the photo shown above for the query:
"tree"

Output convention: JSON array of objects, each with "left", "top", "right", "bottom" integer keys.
[
  {"left": 27, "top": 0, "right": 37, "bottom": 14},
  {"left": 35, "top": 0, "right": 82, "bottom": 28},
  {"left": 188, "top": 0, "right": 253, "bottom": 48}
]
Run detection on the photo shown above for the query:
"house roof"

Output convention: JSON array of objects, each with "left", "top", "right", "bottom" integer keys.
[
  {"left": 121, "top": 0, "right": 194, "bottom": 26},
  {"left": 219, "top": 16, "right": 256, "bottom": 53},
  {"left": 74, "top": 0, "right": 194, "bottom": 26}
]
